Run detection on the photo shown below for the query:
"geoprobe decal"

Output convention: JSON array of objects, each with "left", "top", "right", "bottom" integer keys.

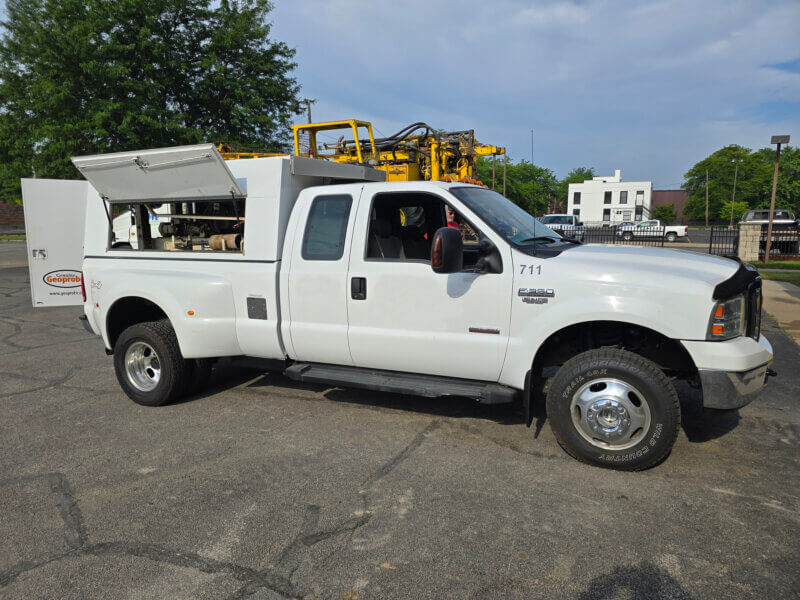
[{"left": 43, "top": 270, "right": 82, "bottom": 288}]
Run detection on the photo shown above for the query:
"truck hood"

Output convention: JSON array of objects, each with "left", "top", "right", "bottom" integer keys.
[{"left": 558, "top": 244, "right": 740, "bottom": 288}]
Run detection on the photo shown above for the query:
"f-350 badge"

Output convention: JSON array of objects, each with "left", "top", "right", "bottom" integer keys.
[{"left": 518, "top": 288, "right": 554, "bottom": 304}]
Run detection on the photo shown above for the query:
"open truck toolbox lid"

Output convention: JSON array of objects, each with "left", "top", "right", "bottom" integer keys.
[{"left": 71, "top": 143, "right": 244, "bottom": 203}]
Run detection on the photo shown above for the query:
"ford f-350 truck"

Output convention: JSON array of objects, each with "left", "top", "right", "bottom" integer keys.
[{"left": 22, "top": 144, "right": 773, "bottom": 470}]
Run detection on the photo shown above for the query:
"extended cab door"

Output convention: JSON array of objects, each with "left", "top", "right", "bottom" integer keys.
[
  {"left": 284, "top": 185, "right": 362, "bottom": 365},
  {"left": 345, "top": 188, "right": 513, "bottom": 381},
  {"left": 21, "top": 179, "right": 89, "bottom": 307}
]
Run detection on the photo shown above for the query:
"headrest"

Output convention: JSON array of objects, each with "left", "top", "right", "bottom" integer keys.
[{"left": 373, "top": 219, "right": 392, "bottom": 237}]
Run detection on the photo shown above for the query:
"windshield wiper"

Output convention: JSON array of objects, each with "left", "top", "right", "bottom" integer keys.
[{"left": 515, "top": 236, "right": 560, "bottom": 245}]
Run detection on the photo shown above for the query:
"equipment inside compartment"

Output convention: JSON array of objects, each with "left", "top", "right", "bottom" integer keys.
[{"left": 119, "top": 199, "right": 245, "bottom": 252}]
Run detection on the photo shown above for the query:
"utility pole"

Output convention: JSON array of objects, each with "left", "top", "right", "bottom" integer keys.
[
  {"left": 304, "top": 99, "right": 316, "bottom": 124},
  {"left": 729, "top": 158, "right": 741, "bottom": 228},
  {"left": 765, "top": 135, "right": 790, "bottom": 261},
  {"left": 705, "top": 169, "right": 709, "bottom": 228},
  {"left": 530, "top": 129, "right": 535, "bottom": 215},
  {"left": 503, "top": 155, "right": 507, "bottom": 196},
  {"left": 492, "top": 154, "right": 496, "bottom": 190}
]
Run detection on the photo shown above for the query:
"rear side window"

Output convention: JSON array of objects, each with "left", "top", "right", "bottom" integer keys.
[{"left": 302, "top": 194, "right": 352, "bottom": 260}]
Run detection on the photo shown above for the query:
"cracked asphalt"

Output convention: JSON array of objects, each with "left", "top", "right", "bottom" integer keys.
[{"left": 1, "top": 244, "right": 799, "bottom": 599}]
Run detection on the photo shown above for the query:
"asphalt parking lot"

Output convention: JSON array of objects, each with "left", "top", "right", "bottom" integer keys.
[{"left": 1, "top": 247, "right": 799, "bottom": 599}]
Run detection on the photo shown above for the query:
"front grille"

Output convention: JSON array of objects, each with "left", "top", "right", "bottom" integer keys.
[{"left": 746, "top": 278, "right": 763, "bottom": 340}]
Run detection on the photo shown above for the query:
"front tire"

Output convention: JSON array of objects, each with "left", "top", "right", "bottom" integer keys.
[
  {"left": 113, "top": 320, "right": 189, "bottom": 406},
  {"left": 622, "top": 232, "right": 633, "bottom": 241},
  {"left": 546, "top": 349, "right": 680, "bottom": 470}
]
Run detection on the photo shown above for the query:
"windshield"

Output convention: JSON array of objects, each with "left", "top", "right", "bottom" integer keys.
[{"left": 449, "top": 187, "right": 563, "bottom": 247}]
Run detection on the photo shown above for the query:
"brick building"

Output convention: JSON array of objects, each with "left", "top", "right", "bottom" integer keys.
[
  {"left": 0, "top": 202, "right": 25, "bottom": 228},
  {"left": 651, "top": 190, "right": 689, "bottom": 222}
]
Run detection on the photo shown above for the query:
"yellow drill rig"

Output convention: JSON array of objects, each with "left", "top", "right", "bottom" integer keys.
[{"left": 291, "top": 119, "right": 505, "bottom": 184}]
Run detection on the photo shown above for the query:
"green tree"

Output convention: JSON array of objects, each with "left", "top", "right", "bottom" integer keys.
[
  {"left": 682, "top": 144, "right": 799, "bottom": 220},
  {"left": 476, "top": 156, "right": 559, "bottom": 215},
  {"left": 719, "top": 200, "right": 749, "bottom": 224},
  {"left": 751, "top": 146, "right": 800, "bottom": 212},
  {"left": 0, "top": 0, "right": 303, "bottom": 203},
  {"left": 557, "top": 167, "right": 595, "bottom": 203},
  {"left": 652, "top": 204, "right": 677, "bottom": 224}
]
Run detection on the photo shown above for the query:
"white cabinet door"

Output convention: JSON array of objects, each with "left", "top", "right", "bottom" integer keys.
[
  {"left": 21, "top": 179, "right": 88, "bottom": 307},
  {"left": 345, "top": 191, "right": 513, "bottom": 382}
]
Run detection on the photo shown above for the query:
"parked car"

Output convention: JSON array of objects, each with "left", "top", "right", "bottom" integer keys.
[
  {"left": 539, "top": 214, "right": 584, "bottom": 240},
  {"left": 741, "top": 210, "right": 800, "bottom": 256},
  {"left": 616, "top": 220, "right": 688, "bottom": 242},
  {"left": 740, "top": 209, "right": 797, "bottom": 226}
]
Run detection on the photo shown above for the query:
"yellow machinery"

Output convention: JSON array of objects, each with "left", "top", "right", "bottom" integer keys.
[
  {"left": 215, "top": 143, "right": 285, "bottom": 160},
  {"left": 291, "top": 119, "right": 504, "bottom": 184}
]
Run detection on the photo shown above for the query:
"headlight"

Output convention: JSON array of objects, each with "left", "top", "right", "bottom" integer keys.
[{"left": 707, "top": 294, "right": 745, "bottom": 340}]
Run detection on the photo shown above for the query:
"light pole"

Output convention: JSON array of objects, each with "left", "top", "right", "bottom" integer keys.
[
  {"left": 530, "top": 129, "right": 535, "bottom": 215},
  {"left": 729, "top": 158, "right": 743, "bottom": 228},
  {"left": 764, "top": 135, "right": 790, "bottom": 260}
]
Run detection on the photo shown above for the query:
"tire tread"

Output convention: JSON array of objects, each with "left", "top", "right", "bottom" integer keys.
[{"left": 546, "top": 348, "right": 681, "bottom": 471}]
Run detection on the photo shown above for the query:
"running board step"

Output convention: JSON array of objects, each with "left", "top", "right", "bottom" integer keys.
[{"left": 284, "top": 363, "right": 518, "bottom": 405}]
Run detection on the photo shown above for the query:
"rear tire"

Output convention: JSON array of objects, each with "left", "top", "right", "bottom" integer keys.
[
  {"left": 622, "top": 232, "right": 633, "bottom": 241},
  {"left": 665, "top": 232, "right": 677, "bottom": 242},
  {"left": 546, "top": 348, "right": 680, "bottom": 470},
  {"left": 113, "top": 320, "right": 189, "bottom": 406}
]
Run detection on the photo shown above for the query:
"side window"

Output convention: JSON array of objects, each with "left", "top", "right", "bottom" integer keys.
[
  {"left": 301, "top": 194, "right": 352, "bottom": 260},
  {"left": 366, "top": 192, "right": 484, "bottom": 263}
]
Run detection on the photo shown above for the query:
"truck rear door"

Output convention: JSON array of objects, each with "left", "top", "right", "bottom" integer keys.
[
  {"left": 21, "top": 179, "right": 89, "bottom": 307},
  {"left": 284, "top": 185, "right": 363, "bottom": 365}
]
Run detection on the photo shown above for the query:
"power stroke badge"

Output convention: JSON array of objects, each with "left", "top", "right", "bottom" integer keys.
[{"left": 518, "top": 288, "right": 554, "bottom": 304}]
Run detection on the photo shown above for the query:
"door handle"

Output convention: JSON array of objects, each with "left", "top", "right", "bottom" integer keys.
[{"left": 351, "top": 277, "right": 366, "bottom": 300}]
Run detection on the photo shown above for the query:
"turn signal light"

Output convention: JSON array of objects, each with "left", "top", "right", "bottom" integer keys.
[
  {"left": 707, "top": 295, "right": 745, "bottom": 340},
  {"left": 80, "top": 273, "right": 86, "bottom": 303}
]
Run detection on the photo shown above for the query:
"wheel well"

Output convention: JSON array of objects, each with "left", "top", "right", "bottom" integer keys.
[
  {"left": 106, "top": 297, "right": 168, "bottom": 349},
  {"left": 532, "top": 321, "right": 697, "bottom": 378}
]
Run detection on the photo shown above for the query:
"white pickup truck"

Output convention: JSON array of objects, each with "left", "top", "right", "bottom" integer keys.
[
  {"left": 22, "top": 144, "right": 774, "bottom": 470},
  {"left": 538, "top": 214, "right": 584, "bottom": 241},
  {"left": 617, "top": 219, "right": 688, "bottom": 242}
]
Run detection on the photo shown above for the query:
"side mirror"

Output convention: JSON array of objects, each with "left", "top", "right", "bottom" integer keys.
[{"left": 431, "top": 227, "right": 463, "bottom": 273}]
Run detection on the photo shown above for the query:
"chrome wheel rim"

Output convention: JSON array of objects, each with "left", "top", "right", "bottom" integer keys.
[
  {"left": 570, "top": 378, "right": 651, "bottom": 450},
  {"left": 124, "top": 341, "right": 161, "bottom": 392}
]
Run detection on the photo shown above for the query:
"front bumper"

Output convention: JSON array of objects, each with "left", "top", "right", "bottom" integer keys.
[
  {"left": 682, "top": 334, "right": 773, "bottom": 410},
  {"left": 698, "top": 363, "right": 771, "bottom": 410}
]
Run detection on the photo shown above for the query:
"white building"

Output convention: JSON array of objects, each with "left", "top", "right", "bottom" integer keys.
[{"left": 567, "top": 170, "right": 652, "bottom": 225}]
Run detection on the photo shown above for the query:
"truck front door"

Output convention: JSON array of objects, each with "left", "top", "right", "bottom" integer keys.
[{"left": 345, "top": 190, "right": 512, "bottom": 382}]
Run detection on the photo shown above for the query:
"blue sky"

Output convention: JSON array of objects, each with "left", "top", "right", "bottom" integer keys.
[{"left": 270, "top": 0, "right": 800, "bottom": 187}]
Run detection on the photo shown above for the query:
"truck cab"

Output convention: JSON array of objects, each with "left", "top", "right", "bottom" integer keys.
[{"left": 22, "top": 144, "right": 773, "bottom": 471}]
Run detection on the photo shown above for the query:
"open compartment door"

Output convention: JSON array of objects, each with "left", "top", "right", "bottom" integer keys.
[
  {"left": 21, "top": 179, "right": 88, "bottom": 307},
  {"left": 71, "top": 143, "right": 244, "bottom": 203}
]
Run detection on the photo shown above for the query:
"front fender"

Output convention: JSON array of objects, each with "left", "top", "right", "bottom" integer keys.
[{"left": 500, "top": 294, "right": 688, "bottom": 389}]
